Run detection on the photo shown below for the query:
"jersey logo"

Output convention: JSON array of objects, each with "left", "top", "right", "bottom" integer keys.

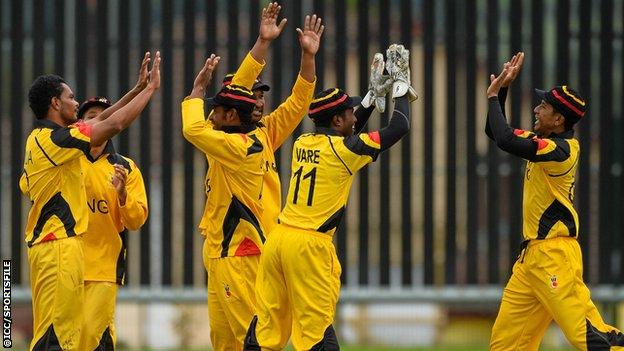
[
  {"left": 550, "top": 275, "right": 558, "bottom": 289},
  {"left": 525, "top": 163, "right": 533, "bottom": 180},
  {"left": 224, "top": 284, "right": 232, "bottom": 298},
  {"left": 88, "top": 199, "right": 109, "bottom": 214}
]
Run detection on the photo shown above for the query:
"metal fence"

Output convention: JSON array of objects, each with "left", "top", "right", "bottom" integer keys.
[{"left": 1, "top": 0, "right": 623, "bottom": 295}]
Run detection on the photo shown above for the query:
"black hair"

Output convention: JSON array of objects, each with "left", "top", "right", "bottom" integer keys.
[
  {"left": 563, "top": 116, "right": 576, "bottom": 131},
  {"left": 312, "top": 108, "right": 347, "bottom": 128},
  {"left": 312, "top": 117, "right": 332, "bottom": 128},
  {"left": 28, "top": 74, "right": 67, "bottom": 119}
]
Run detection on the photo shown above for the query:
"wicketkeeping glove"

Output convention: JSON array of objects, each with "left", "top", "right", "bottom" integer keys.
[
  {"left": 361, "top": 53, "right": 393, "bottom": 112},
  {"left": 386, "top": 44, "right": 418, "bottom": 102}
]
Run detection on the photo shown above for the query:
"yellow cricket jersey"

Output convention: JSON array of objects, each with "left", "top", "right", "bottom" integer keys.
[
  {"left": 231, "top": 52, "right": 316, "bottom": 233},
  {"left": 81, "top": 142, "right": 148, "bottom": 284},
  {"left": 20, "top": 119, "right": 92, "bottom": 246},
  {"left": 182, "top": 98, "right": 268, "bottom": 258},
  {"left": 514, "top": 128, "right": 580, "bottom": 240},
  {"left": 278, "top": 128, "right": 382, "bottom": 236}
]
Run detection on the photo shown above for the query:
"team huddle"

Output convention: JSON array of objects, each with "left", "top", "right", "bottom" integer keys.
[{"left": 19, "top": 2, "right": 624, "bottom": 351}]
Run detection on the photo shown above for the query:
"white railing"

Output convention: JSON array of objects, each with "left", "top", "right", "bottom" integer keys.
[{"left": 10, "top": 285, "right": 624, "bottom": 304}]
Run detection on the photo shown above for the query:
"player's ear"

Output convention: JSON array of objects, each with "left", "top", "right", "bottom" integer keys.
[
  {"left": 225, "top": 108, "right": 236, "bottom": 122},
  {"left": 332, "top": 114, "right": 342, "bottom": 127},
  {"left": 51, "top": 96, "right": 61, "bottom": 111}
]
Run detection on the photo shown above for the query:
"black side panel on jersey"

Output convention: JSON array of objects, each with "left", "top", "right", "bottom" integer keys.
[
  {"left": 30, "top": 192, "right": 77, "bottom": 246},
  {"left": 246, "top": 134, "right": 264, "bottom": 156},
  {"left": 532, "top": 138, "right": 571, "bottom": 163},
  {"left": 344, "top": 134, "right": 379, "bottom": 161},
  {"left": 32, "top": 324, "right": 60, "bottom": 351},
  {"left": 221, "top": 197, "right": 265, "bottom": 257},
  {"left": 107, "top": 153, "right": 132, "bottom": 173},
  {"left": 50, "top": 127, "right": 90, "bottom": 155},
  {"left": 317, "top": 207, "right": 346, "bottom": 233},
  {"left": 537, "top": 199, "right": 576, "bottom": 239},
  {"left": 96, "top": 327, "right": 115, "bottom": 351},
  {"left": 116, "top": 230, "right": 128, "bottom": 285}
]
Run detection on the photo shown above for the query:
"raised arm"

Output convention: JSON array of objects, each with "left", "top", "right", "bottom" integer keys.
[
  {"left": 377, "top": 96, "right": 410, "bottom": 151},
  {"left": 354, "top": 105, "right": 375, "bottom": 133},
  {"left": 486, "top": 52, "right": 524, "bottom": 140},
  {"left": 296, "top": 14, "right": 324, "bottom": 82},
  {"left": 249, "top": 2, "right": 287, "bottom": 64},
  {"left": 92, "top": 52, "right": 151, "bottom": 123},
  {"left": 486, "top": 55, "right": 538, "bottom": 160},
  {"left": 85, "top": 51, "right": 161, "bottom": 146},
  {"left": 183, "top": 55, "right": 251, "bottom": 166},
  {"left": 261, "top": 14, "right": 323, "bottom": 149}
]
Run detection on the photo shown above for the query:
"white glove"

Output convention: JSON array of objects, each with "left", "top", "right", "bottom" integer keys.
[
  {"left": 361, "top": 53, "right": 393, "bottom": 112},
  {"left": 386, "top": 44, "right": 418, "bottom": 102}
]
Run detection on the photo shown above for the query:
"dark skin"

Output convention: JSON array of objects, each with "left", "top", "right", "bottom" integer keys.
[
  {"left": 43, "top": 51, "right": 161, "bottom": 146},
  {"left": 331, "top": 108, "right": 357, "bottom": 137},
  {"left": 189, "top": 55, "right": 249, "bottom": 130},
  {"left": 487, "top": 51, "right": 565, "bottom": 137},
  {"left": 81, "top": 105, "right": 129, "bottom": 206},
  {"left": 245, "top": 2, "right": 324, "bottom": 124}
]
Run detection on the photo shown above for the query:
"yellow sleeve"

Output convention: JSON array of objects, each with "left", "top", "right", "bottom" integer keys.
[
  {"left": 119, "top": 159, "right": 148, "bottom": 231},
  {"left": 19, "top": 171, "right": 28, "bottom": 195},
  {"left": 532, "top": 138, "right": 577, "bottom": 174},
  {"left": 231, "top": 52, "right": 265, "bottom": 89},
  {"left": 263, "top": 75, "right": 316, "bottom": 150},
  {"left": 38, "top": 122, "right": 91, "bottom": 165},
  {"left": 339, "top": 132, "right": 382, "bottom": 173},
  {"left": 181, "top": 98, "right": 251, "bottom": 169}
]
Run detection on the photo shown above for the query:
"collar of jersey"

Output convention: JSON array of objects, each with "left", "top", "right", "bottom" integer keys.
[
  {"left": 34, "top": 118, "right": 63, "bottom": 130},
  {"left": 86, "top": 140, "right": 116, "bottom": 163},
  {"left": 314, "top": 126, "right": 342, "bottom": 136},
  {"left": 221, "top": 124, "right": 257, "bottom": 134},
  {"left": 549, "top": 129, "right": 574, "bottom": 139}
]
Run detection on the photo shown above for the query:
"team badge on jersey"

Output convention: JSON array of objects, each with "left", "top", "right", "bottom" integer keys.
[
  {"left": 224, "top": 284, "right": 232, "bottom": 298},
  {"left": 550, "top": 275, "right": 558, "bottom": 289}
]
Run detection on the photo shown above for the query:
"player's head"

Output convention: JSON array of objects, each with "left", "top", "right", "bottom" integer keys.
[
  {"left": 205, "top": 84, "right": 257, "bottom": 130},
  {"left": 28, "top": 74, "right": 79, "bottom": 124},
  {"left": 222, "top": 73, "right": 270, "bottom": 123},
  {"left": 533, "top": 86, "right": 586, "bottom": 137},
  {"left": 309, "top": 88, "right": 361, "bottom": 136},
  {"left": 77, "top": 96, "right": 112, "bottom": 121}
]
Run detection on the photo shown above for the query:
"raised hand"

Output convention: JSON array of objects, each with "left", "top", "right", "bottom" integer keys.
[
  {"left": 259, "top": 2, "right": 287, "bottom": 42},
  {"left": 190, "top": 54, "right": 221, "bottom": 98},
  {"left": 386, "top": 44, "right": 417, "bottom": 101},
  {"left": 297, "top": 14, "right": 325, "bottom": 56},
  {"left": 501, "top": 52, "right": 524, "bottom": 87},
  {"left": 147, "top": 51, "right": 161, "bottom": 91},
  {"left": 361, "top": 53, "right": 393, "bottom": 112},
  {"left": 135, "top": 52, "right": 151, "bottom": 90},
  {"left": 487, "top": 62, "right": 517, "bottom": 98}
]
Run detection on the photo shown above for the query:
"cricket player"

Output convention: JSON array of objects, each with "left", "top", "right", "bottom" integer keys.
[
  {"left": 219, "top": 2, "right": 320, "bottom": 234},
  {"left": 183, "top": 54, "right": 267, "bottom": 350},
  {"left": 77, "top": 95, "right": 148, "bottom": 350},
  {"left": 487, "top": 52, "right": 624, "bottom": 350},
  {"left": 244, "top": 44, "right": 417, "bottom": 351},
  {"left": 20, "top": 52, "right": 160, "bottom": 350}
]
